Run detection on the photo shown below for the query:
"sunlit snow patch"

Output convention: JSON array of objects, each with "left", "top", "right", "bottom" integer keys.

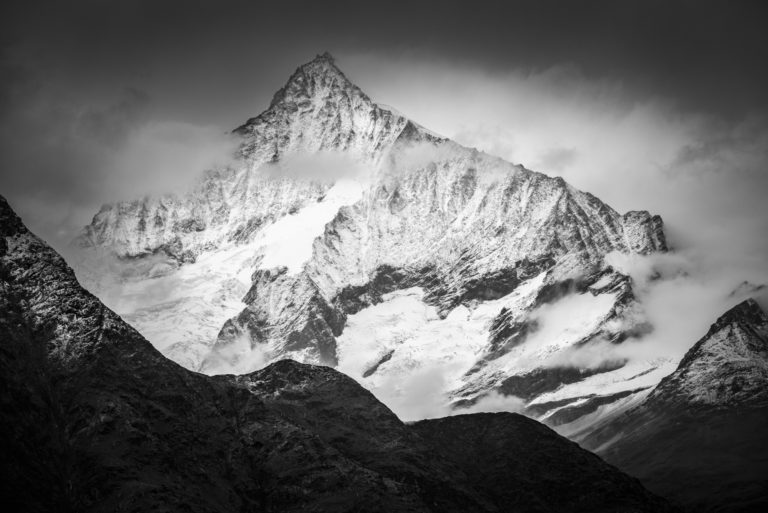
[
  {"left": 336, "top": 272, "right": 546, "bottom": 421},
  {"left": 110, "top": 241, "right": 262, "bottom": 369},
  {"left": 256, "top": 179, "right": 363, "bottom": 274}
]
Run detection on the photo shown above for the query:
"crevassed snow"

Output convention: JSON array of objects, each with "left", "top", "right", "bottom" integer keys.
[
  {"left": 336, "top": 272, "right": 546, "bottom": 420},
  {"left": 256, "top": 179, "right": 363, "bottom": 274},
  {"left": 80, "top": 240, "right": 261, "bottom": 370},
  {"left": 338, "top": 272, "right": 547, "bottom": 382}
]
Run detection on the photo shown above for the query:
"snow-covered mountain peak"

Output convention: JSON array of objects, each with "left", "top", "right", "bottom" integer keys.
[
  {"left": 233, "top": 53, "right": 412, "bottom": 164},
  {"left": 69, "top": 54, "right": 672, "bottom": 427},
  {"left": 267, "top": 51, "right": 351, "bottom": 107}
]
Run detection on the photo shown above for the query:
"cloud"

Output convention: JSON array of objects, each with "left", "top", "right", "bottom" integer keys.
[
  {"left": 604, "top": 251, "right": 762, "bottom": 362},
  {"left": 106, "top": 121, "right": 238, "bottom": 199},
  {"left": 535, "top": 147, "right": 578, "bottom": 172},
  {"left": 0, "top": 76, "right": 238, "bottom": 251},
  {"left": 373, "top": 365, "right": 452, "bottom": 422},
  {"left": 372, "top": 364, "right": 525, "bottom": 422},
  {"left": 76, "top": 87, "right": 151, "bottom": 146},
  {"left": 384, "top": 139, "right": 463, "bottom": 170},
  {"left": 260, "top": 150, "right": 366, "bottom": 182},
  {"left": 453, "top": 391, "right": 525, "bottom": 415},
  {"left": 203, "top": 333, "right": 272, "bottom": 376}
]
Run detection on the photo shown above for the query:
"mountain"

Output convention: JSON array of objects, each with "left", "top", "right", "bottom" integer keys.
[
  {"left": 0, "top": 194, "right": 675, "bottom": 511},
  {"left": 580, "top": 299, "right": 768, "bottom": 512},
  {"left": 71, "top": 52, "right": 670, "bottom": 425}
]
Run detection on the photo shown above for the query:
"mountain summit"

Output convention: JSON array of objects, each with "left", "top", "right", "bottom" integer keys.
[
  {"left": 71, "top": 54, "right": 667, "bottom": 426},
  {"left": 232, "top": 52, "right": 424, "bottom": 163}
]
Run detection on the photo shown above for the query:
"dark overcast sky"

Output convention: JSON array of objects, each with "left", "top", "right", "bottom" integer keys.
[
  {"left": 3, "top": 0, "right": 767, "bottom": 123},
  {"left": 0, "top": 0, "right": 767, "bottom": 257}
]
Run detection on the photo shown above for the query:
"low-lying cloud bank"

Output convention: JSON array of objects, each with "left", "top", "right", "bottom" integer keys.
[{"left": 373, "top": 366, "right": 526, "bottom": 423}]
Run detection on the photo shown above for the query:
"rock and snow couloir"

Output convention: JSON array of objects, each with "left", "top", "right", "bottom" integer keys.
[{"left": 71, "top": 52, "right": 670, "bottom": 424}]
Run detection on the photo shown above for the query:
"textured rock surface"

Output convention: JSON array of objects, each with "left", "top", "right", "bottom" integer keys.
[
  {"left": 1, "top": 195, "right": 674, "bottom": 512},
  {"left": 72, "top": 53, "right": 669, "bottom": 426},
  {"left": 580, "top": 299, "right": 768, "bottom": 512}
]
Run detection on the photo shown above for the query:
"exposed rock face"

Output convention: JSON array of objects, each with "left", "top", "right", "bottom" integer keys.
[
  {"left": 71, "top": 53, "right": 668, "bottom": 427},
  {"left": 1, "top": 195, "right": 674, "bottom": 512},
  {"left": 580, "top": 299, "right": 768, "bottom": 512}
]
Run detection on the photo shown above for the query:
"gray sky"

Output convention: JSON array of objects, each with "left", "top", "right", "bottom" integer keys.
[{"left": 0, "top": 0, "right": 766, "bottom": 291}]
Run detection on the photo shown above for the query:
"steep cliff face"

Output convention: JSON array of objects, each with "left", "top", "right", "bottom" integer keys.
[
  {"left": 71, "top": 53, "right": 668, "bottom": 426},
  {"left": 579, "top": 299, "right": 768, "bottom": 512},
  {"left": 1, "top": 195, "right": 674, "bottom": 512}
]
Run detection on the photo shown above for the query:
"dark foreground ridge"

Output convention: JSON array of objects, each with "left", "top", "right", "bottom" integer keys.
[{"left": 0, "top": 194, "right": 673, "bottom": 511}]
